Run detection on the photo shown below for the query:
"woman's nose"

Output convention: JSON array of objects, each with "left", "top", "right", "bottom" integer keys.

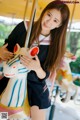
[{"left": 47, "top": 19, "right": 53, "bottom": 26}]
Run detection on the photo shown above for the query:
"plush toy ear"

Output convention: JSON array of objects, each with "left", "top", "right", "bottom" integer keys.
[
  {"left": 29, "top": 46, "right": 39, "bottom": 56},
  {"left": 13, "top": 44, "right": 20, "bottom": 54}
]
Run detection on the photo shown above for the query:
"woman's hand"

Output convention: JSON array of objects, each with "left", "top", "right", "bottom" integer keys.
[
  {"left": 20, "top": 55, "right": 46, "bottom": 79},
  {"left": 20, "top": 55, "right": 41, "bottom": 71},
  {"left": 0, "top": 43, "right": 14, "bottom": 61}
]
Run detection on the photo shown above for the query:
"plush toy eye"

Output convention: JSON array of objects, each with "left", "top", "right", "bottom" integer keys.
[{"left": 12, "top": 66, "right": 16, "bottom": 69}]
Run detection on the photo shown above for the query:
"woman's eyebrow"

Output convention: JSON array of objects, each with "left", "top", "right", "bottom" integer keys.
[{"left": 48, "top": 11, "right": 52, "bottom": 16}]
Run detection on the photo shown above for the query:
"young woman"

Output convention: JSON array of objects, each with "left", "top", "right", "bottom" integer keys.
[{"left": 0, "top": 1, "right": 70, "bottom": 120}]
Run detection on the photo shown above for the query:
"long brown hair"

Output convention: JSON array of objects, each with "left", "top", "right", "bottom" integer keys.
[{"left": 29, "top": 1, "right": 70, "bottom": 72}]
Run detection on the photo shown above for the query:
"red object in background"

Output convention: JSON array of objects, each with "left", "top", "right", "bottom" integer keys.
[
  {"left": 71, "top": 55, "right": 77, "bottom": 60},
  {"left": 30, "top": 47, "right": 39, "bottom": 56}
]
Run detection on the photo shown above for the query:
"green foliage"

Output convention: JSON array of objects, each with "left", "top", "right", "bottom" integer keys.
[
  {"left": 70, "top": 56, "right": 80, "bottom": 73},
  {"left": 73, "top": 78, "right": 80, "bottom": 86},
  {"left": 70, "top": 56, "right": 80, "bottom": 86},
  {"left": 0, "top": 23, "right": 15, "bottom": 46},
  {"left": 0, "top": 39, "right": 4, "bottom": 46},
  {"left": 66, "top": 32, "right": 80, "bottom": 55}
]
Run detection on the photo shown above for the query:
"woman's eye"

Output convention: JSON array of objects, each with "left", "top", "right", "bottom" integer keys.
[
  {"left": 47, "top": 13, "right": 51, "bottom": 17},
  {"left": 54, "top": 20, "right": 57, "bottom": 23}
]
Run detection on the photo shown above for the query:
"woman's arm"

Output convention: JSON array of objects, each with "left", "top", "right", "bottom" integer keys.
[
  {"left": 35, "top": 67, "right": 46, "bottom": 79},
  {"left": 20, "top": 55, "right": 48, "bottom": 80},
  {"left": 32, "top": 55, "right": 46, "bottom": 79}
]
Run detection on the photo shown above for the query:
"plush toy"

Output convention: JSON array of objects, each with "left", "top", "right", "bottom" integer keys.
[{"left": 0, "top": 44, "right": 39, "bottom": 119}]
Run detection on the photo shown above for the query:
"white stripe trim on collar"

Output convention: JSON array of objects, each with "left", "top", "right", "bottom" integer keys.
[
  {"left": 39, "top": 34, "right": 50, "bottom": 45},
  {"left": 24, "top": 21, "right": 28, "bottom": 31}
]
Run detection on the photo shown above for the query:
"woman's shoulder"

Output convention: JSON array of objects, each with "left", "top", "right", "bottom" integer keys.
[{"left": 14, "top": 20, "right": 29, "bottom": 32}]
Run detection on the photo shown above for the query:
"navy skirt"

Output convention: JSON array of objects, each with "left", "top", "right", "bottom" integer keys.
[{"left": 27, "top": 80, "right": 51, "bottom": 109}]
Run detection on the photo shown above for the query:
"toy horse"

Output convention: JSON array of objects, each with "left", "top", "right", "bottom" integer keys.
[
  {"left": 56, "top": 51, "right": 77, "bottom": 102},
  {"left": 0, "top": 44, "right": 39, "bottom": 119}
]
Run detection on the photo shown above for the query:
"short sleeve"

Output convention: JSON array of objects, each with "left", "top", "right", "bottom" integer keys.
[
  {"left": 38, "top": 69, "right": 50, "bottom": 81},
  {"left": 5, "top": 21, "right": 29, "bottom": 52}
]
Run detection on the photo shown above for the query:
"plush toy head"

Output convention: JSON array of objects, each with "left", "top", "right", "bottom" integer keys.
[
  {"left": 13, "top": 44, "right": 39, "bottom": 57},
  {"left": 3, "top": 44, "right": 39, "bottom": 78}
]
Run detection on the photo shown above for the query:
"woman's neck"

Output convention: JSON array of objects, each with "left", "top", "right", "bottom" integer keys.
[{"left": 41, "top": 30, "right": 50, "bottom": 36}]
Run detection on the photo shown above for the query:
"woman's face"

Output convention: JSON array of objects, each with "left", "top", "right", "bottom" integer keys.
[{"left": 41, "top": 9, "right": 62, "bottom": 35}]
